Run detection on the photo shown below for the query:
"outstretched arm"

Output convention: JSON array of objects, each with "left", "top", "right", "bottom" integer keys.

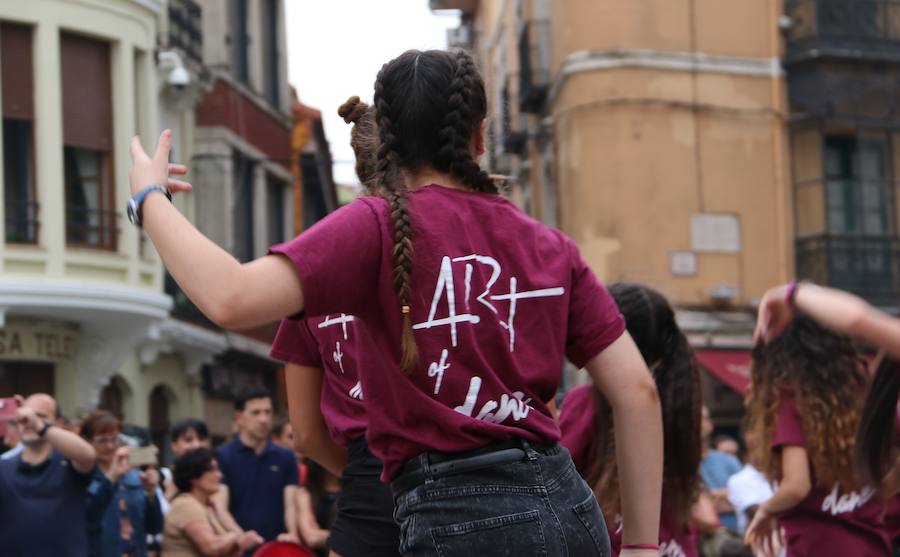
[
  {"left": 586, "top": 333, "right": 662, "bottom": 556},
  {"left": 130, "top": 131, "right": 304, "bottom": 329},
  {"left": 756, "top": 283, "right": 900, "bottom": 359}
]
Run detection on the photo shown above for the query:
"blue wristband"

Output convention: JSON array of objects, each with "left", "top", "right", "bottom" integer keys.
[{"left": 127, "top": 184, "right": 171, "bottom": 227}]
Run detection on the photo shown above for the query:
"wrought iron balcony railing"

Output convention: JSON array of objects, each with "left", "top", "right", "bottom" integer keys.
[
  {"left": 519, "top": 20, "right": 550, "bottom": 113},
  {"left": 168, "top": 0, "right": 203, "bottom": 66},
  {"left": 5, "top": 200, "right": 39, "bottom": 244},
  {"left": 796, "top": 234, "right": 900, "bottom": 306},
  {"left": 66, "top": 206, "right": 119, "bottom": 250},
  {"left": 785, "top": 0, "right": 900, "bottom": 63}
]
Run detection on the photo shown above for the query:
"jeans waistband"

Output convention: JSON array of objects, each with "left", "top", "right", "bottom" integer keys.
[{"left": 391, "top": 438, "right": 559, "bottom": 495}]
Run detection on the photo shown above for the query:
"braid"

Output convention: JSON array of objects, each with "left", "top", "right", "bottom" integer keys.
[
  {"left": 437, "top": 50, "right": 496, "bottom": 193},
  {"left": 375, "top": 64, "right": 419, "bottom": 373}
]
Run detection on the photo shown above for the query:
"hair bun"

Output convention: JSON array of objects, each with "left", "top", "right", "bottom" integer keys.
[{"left": 338, "top": 96, "right": 369, "bottom": 125}]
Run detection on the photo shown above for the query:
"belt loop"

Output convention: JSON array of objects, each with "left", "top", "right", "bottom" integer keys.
[
  {"left": 420, "top": 453, "right": 434, "bottom": 484},
  {"left": 520, "top": 439, "right": 538, "bottom": 461}
]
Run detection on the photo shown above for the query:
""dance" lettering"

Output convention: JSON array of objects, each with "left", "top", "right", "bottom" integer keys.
[
  {"left": 453, "top": 376, "right": 532, "bottom": 425},
  {"left": 821, "top": 484, "right": 875, "bottom": 515}
]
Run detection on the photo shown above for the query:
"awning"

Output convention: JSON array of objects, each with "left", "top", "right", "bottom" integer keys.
[{"left": 695, "top": 349, "right": 751, "bottom": 395}]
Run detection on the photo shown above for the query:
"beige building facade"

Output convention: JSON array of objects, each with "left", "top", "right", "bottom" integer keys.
[
  {"left": 437, "top": 0, "right": 900, "bottom": 426},
  {"left": 0, "top": 0, "right": 209, "bottom": 437}
]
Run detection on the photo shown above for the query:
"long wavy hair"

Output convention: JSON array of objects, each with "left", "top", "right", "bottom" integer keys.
[
  {"left": 584, "top": 283, "right": 702, "bottom": 529},
  {"left": 747, "top": 316, "right": 866, "bottom": 489},
  {"left": 856, "top": 356, "right": 900, "bottom": 490}
]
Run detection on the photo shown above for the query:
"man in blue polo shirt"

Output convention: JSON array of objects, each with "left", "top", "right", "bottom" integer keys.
[
  {"left": 0, "top": 393, "right": 97, "bottom": 557},
  {"left": 218, "top": 387, "right": 300, "bottom": 544}
]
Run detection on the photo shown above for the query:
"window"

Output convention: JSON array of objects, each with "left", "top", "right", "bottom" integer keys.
[
  {"left": 0, "top": 361, "right": 54, "bottom": 398},
  {"left": 61, "top": 33, "right": 115, "bottom": 250},
  {"left": 261, "top": 0, "right": 280, "bottom": 108},
  {"left": 825, "top": 135, "right": 890, "bottom": 236},
  {"left": 1, "top": 23, "right": 37, "bottom": 244},
  {"left": 267, "top": 173, "right": 286, "bottom": 245},
  {"left": 232, "top": 151, "right": 255, "bottom": 261},
  {"left": 229, "top": 0, "right": 250, "bottom": 84}
]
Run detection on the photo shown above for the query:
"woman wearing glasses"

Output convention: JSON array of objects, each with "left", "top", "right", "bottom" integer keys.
[{"left": 82, "top": 410, "right": 163, "bottom": 557}]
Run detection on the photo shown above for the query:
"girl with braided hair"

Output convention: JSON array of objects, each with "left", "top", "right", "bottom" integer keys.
[
  {"left": 272, "top": 96, "right": 401, "bottom": 557},
  {"left": 744, "top": 315, "right": 900, "bottom": 556},
  {"left": 128, "top": 48, "right": 663, "bottom": 556},
  {"left": 560, "top": 283, "right": 704, "bottom": 557}
]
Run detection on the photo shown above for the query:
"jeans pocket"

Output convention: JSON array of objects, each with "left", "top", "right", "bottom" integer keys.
[
  {"left": 429, "top": 510, "right": 547, "bottom": 557},
  {"left": 572, "top": 493, "right": 611, "bottom": 556}
]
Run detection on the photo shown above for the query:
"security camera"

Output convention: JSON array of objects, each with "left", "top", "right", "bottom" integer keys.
[
  {"left": 157, "top": 50, "right": 191, "bottom": 90},
  {"left": 168, "top": 66, "right": 190, "bottom": 88}
]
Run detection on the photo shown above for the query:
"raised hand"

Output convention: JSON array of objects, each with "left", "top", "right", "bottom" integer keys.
[{"left": 129, "top": 130, "right": 192, "bottom": 197}]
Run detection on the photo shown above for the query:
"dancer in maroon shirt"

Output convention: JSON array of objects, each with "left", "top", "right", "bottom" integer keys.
[
  {"left": 128, "top": 48, "right": 663, "bottom": 556},
  {"left": 745, "top": 316, "right": 899, "bottom": 556},
  {"left": 560, "top": 284, "right": 703, "bottom": 557}
]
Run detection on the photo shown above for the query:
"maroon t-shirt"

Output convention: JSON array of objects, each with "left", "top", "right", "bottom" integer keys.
[
  {"left": 270, "top": 185, "right": 625, "bottom": 481},
  {"left": 560, "top": 385, "right": 698, "bottom": 557},
  {"left": 270, "top": 315, "right": 372, "bottom": 446},
  {"left": 772, "top": 394, "right": 898, "bottom": 556}
]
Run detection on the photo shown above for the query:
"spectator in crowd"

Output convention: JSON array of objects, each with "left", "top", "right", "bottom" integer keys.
[
  {"left": 161, "top": 418, "right": 243, "bottom": 534},
  {"left": 296, "top": 459, "right": 341, "bottom": 557},
  {"left": 700, "top": 406, "right": 743, "bottom": 531},
  {"left": 0, "top": 393, "right": 96, "bottom": 557},
  {"left": 713, "top": 435, "right": 741, "bottom": 460},
  {"left": 82, "top": 410, "right": 163, "bottom": 557},
  {"left": 271, "top": 414, "right": 308, "bottom": 488},
  {"left": 162, "top": 448, "right": 262, "bottom": 556},
  {"left": 217, "top": 387, "right": 300, "bottom": 544},
  {"left": 726, "top": 430, "right": 773, "bottom": 535},
  {"left": 271, "top": 415, "right": 294, "bottom": 450}
]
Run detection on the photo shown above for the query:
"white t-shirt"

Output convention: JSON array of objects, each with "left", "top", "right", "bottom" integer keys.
[{"left": 727, "top": 463, "right": 774, "bottom": 533}]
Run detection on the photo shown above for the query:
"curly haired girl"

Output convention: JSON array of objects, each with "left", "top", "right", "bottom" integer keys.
[{"left": 745, "top": 315, "right": 896, "bottom": 556}]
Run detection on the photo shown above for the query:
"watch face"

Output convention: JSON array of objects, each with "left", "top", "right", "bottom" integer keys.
[{"left": 127, "top": 199, "right": 138, "bottom": 225}]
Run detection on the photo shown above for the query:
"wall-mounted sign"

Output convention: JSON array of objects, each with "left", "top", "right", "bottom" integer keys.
[
  {"left": 0, "top": 322, "right": 77, "bottom": 362},
  {"left": 691, "top": 213, "right": 741, "bottom": 253},
  {"left": 671, "top": 251, "right": 698, "bottom": 277}
]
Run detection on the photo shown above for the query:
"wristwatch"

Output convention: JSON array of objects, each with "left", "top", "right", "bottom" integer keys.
[
  {"left": 127, "top": 184, "right": 172, "bottom": 227},
  {"left": 37, "top": 421, "right": 51, "bottom": 437}
]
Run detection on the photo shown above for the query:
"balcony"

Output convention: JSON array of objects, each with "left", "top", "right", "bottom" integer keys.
[
  {"left": 167, "top": 0, "right": 203, "bottom": 66},
  {"left": 796, "top": 235, "right": 900, "bottom": 306},
  {"left": 785, "top": 0, "right": 900, "bottom": 64},
  {"left": 65, "top": 206, "right": 119, "bottom": 250},
  {"left": 518, "top": 20, "right": 550, "bottom": 113},
  {"left": 5, "top": 200, "right": 39, "bottom": 244}
]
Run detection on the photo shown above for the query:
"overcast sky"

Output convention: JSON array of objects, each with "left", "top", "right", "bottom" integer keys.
[{"left": 285, "top": 1, "right": 460, "bottom": 185}]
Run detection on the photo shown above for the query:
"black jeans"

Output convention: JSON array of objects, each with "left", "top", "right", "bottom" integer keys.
[
  {"left": 391, "top": 440, "right": 610, "bottom": 556},
  {"left": 329, "top": 438, "right": 401, "bottom": 557}
]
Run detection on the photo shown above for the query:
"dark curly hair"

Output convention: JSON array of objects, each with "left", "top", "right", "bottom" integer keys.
[
  {"left": 173, "top": 447, "right": 217, "bottom": 494},
  {"left": 584, "top": 283, "right": 702, "bottom": 529},
  {"left": 747, "top": 316, "right": 867, "bottom": 490},
  {"left": 373, "top": 49, "right": 498, "bottom": 373}
]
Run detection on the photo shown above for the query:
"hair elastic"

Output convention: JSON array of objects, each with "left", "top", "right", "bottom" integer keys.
[
  {"left": 401, "top": 305, "right": 411, "bottom": 314},
  {"left": 785, "top": 279, "right": 799, "bottom": 308},
  {"left": 621, "top": 543, "right": 660, "bottom": 551}
]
